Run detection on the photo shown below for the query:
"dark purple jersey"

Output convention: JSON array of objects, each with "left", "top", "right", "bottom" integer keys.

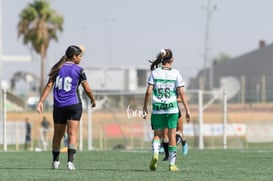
[{"left": 53, "top": 62, "right": 87, "bottom": 107}]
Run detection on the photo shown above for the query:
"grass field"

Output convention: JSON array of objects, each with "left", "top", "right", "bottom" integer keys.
[{"left": 0, "top": 149, "right": 273, "bottom": 181}]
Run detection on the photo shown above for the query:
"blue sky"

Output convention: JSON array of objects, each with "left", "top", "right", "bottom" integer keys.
[{"left": 2, "top": 0, "right": 273, "bottom": 82}]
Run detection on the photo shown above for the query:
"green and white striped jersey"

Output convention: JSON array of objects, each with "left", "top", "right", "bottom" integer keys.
[{"left": 147, "top": 67, "right": 185, "bottom": 114}]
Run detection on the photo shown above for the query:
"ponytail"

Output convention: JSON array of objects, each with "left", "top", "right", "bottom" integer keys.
[
  {"left": 149, "top": 49, "right": 173, "bottom": 70},
  {"left": 48, "top": 55, "right": 67, "bottom": 81}
]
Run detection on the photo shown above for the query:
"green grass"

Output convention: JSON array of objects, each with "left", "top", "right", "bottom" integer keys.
[{"left": 0, "top": 149, "right": 273, "bottom": 181}]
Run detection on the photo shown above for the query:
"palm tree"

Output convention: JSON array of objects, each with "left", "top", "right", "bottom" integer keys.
[{"left": 17, "top": 0, "right": 63, "bottom": 93}]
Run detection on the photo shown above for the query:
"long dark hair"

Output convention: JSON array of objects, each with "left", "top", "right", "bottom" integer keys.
[
  {"left": 48, "top": 45, "right": 82, "bottom": 81},
  {"left": 149, "top": 49, "right": 173, "bottom": 70}
]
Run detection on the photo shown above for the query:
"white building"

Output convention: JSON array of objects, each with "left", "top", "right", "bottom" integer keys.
[{"left": 85, "top": 66, "right": 149, "bottom": 92}]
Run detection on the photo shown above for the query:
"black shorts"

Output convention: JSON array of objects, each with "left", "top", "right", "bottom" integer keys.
[
  {"left": 53, "top": 104, "right": 82, "bottom": 124},
  {"left": 25, "top": 135, "right": 31, "bottom": 142}
]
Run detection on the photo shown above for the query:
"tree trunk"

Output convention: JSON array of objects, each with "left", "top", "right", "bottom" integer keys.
[{"left": 40, "top": 53, "right": 46, "bottom": 96}]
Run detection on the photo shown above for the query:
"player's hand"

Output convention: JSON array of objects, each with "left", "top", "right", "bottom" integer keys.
[
  {"left": 91, "top": 101, "right": 96, "bottom": 108},
  {"left": 142, "top": 107, "right": 148, "bottom": 119},
  {"left": 36, "top": 102, "right": 43, "bottom": 114},
  {"left": 185, "top": 111, "right": 191, "bottom": 123}
]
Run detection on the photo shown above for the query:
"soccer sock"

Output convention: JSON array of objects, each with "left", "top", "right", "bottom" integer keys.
[
  {"left": 152, "top": 139, "right": 161, "bottom": 155},
  {"left": 162, "top": 142, "right": 169, "bottom": 158},
  {"left": 168, "top": 146, "right": 177, "bottom": 165},
  {"left": 176, "top": 132, "right": 182, "bottom": 145},
  {"left": 68, "top": 144, "right": 77, "bottom": 162},
  {"left": 52, "top": 147, "right": 60, "bottom": 161},
  {"left": 182, "top": 139, "right": 187, "bottom": 146},
  {"left": 68, "top": 149, "right": 76, "bottom": 162}
]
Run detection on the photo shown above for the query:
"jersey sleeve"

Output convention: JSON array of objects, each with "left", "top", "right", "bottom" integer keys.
[
  {"left": 176, "top": 71, "right": 185, "bottom": 88},
  {"left": 147, "top": 72, "right": 154, "bottom": 85},
  {"left": 79, "top": 69, "right": 87, "bottom": 83}
]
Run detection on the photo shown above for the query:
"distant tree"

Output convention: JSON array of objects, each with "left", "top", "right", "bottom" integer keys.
[
  {"left": 213, "top": 53, "right": 231, "bottom": 65},
  {"left": 17, "top": 0, "right": 63, "bottom": 93},
  {"left": 11, "top": 71, "right": 38, "bottom": 92}
]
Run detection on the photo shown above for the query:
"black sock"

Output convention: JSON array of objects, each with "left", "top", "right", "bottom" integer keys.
[
  {"left": 182, "top": 140, "right": 186, "bottom": 146},
  {"left": 52, "top": 151, "right": 60, "bottom": 161},
  {"left": 162, "top": 142, "right": 169, "bottom": 157},
  {"left": 68, "top": 148, "right": 76, "bottom": 162},
  {"left": 176, "top": 134, "right": 182, "bottom": 145}
]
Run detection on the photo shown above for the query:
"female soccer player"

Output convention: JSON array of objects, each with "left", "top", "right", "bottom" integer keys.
[
  {"left": 36, "top": 45, "right": 96, "bottom": 170},
  {"left": 143, "top": 49, "right": 191, "bottom": 171}
]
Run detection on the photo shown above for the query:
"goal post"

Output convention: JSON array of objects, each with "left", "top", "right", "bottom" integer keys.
[{"left": 187, "top": 89, "right": 228, "bottom": 150}]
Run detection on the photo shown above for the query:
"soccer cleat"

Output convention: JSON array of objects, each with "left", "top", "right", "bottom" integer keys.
[
  {"left": 149, "top": 154, "right": 158, "bottom": 171},
  {"left": 67, "top": 161, "right": 75, "bottom": 170},
  {"left": 182, "top": 142, "right": 188, "bottom": 155},
  {"left": 52, "top": 161, "right": 60, "bottom": 169},
  {"left": 169, "top": 165, "right": 179, "bottom": 172},
  {"left": 162, "top": 156, "right": 169, "bottom": 161}
]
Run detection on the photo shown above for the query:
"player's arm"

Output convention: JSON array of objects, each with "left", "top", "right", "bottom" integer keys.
[
  {"left": 142, "top": 84, "right": 153, "bottom": 119},
  {"left": 81, "top": 80, "right": 96, "bottom": 108},
  {"left": 177, "top": 87, "right": 191, "bottom": 122},
  {"left": 36, "top": 79, "right": 54, "bottom": 114},
  {"left": 80, "top": 69, "right": 96, "bottom": 107}
]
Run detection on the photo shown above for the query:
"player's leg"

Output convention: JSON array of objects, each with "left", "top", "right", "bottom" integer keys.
[
  {"left": 66, "top": 104, "right": 82, "bottom": 170},
  {"left": 52, "top": 123, "right": 66, "bottom": 169},
  {"left": 149, "top": 114, "right": 164, "bottom": 171},
  {"left": 168, "top": 113, "right": 179, "bottom": 171},
  {"left": 176, "top": 109, "right": 188, "bottom": 155},
  {"left": 25, "top": 135, "right": 31, "bottom": 150},
  {"left": 52, "top": 107, "right": 67, "bottom": 169},
  {"left": 66, "top": 120, "right": 79, "bottom": 170},
  {"left": 176, "top": 115, "right": 183, "bottom": 145},
  {"left": 162, "top": 128, "right": 169, "bottom": 161},
  {"left": 181, "top": 129, "right": 188, "bottom": 155}
]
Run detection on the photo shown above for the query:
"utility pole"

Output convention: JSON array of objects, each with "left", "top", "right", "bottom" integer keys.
[
  {"left": 0, "top": 0, "right": 4, "bottom": 136},
  {"left": 203, "top": 0, "right": 216, "bottom": 90}
]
